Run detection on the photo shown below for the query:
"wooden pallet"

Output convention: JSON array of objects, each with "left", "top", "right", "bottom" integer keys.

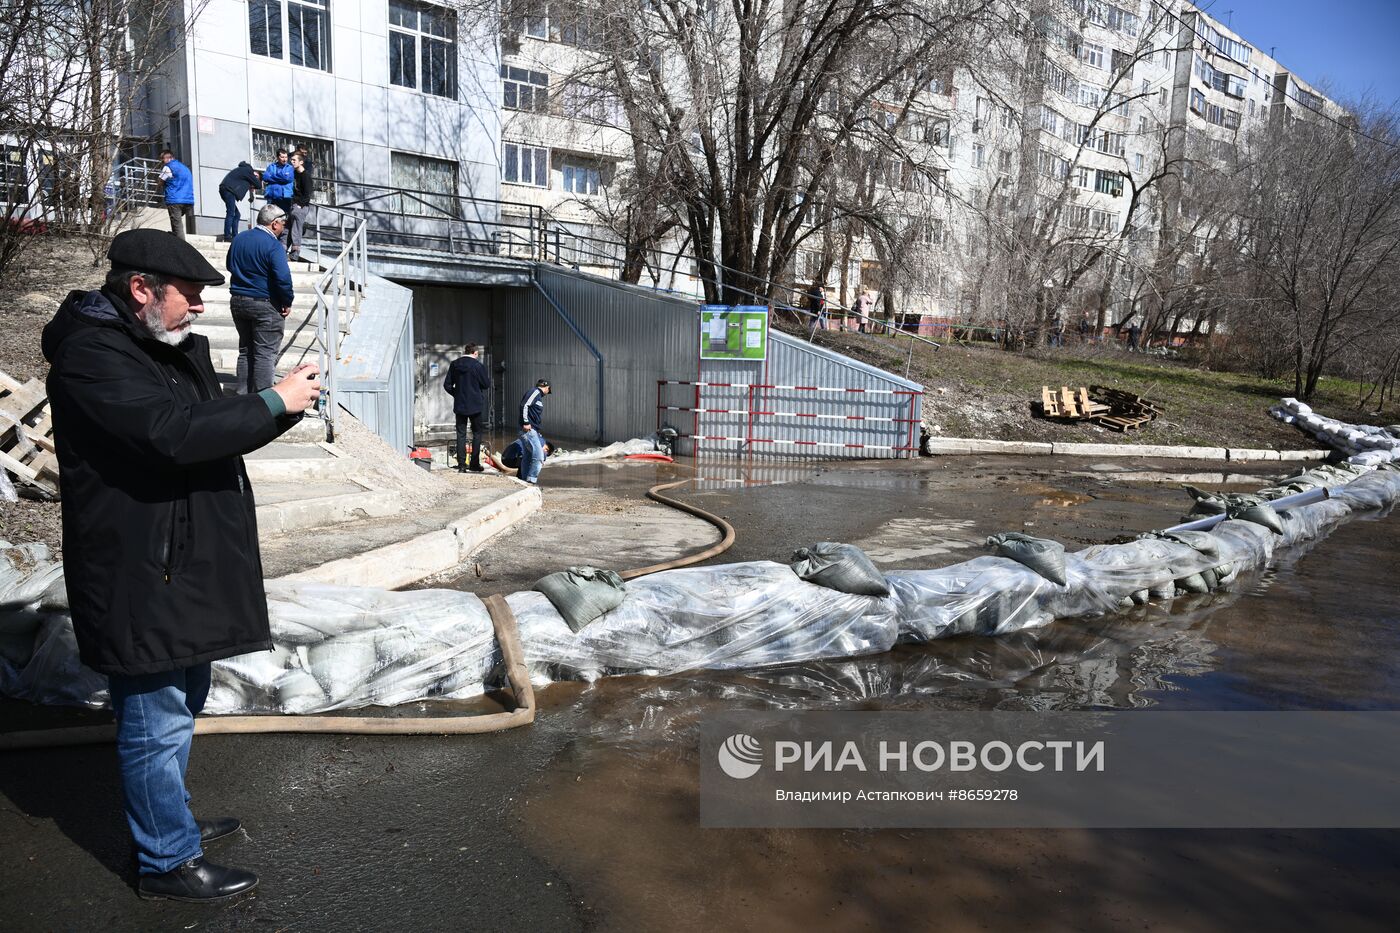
[
  {"left": 1040, "top": 385, "right": 1112, "bottom": 420},
  {"left": 0, "top": 370, "right": 59, "bottom": 498}
]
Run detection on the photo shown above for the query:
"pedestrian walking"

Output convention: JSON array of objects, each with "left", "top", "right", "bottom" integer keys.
[
  {"left": 42, "top": 228, "right": 322, "bottom": 903},
  {"left": 159, "top": 149, "right": 195, "bottom": 241},
  {"left": 261, "top": 149, "right": 295, "bottom": 249},
  {"left": 519, "top": 378, "right": 551, "bottom": 432},
  {"left": 226, "top": 205, "right": 294, "bottom": 394},
  {"left": 857, "top": 289, "right": 876, "bottom": 334},
  {"left": 1127, "top": 321, "right": 1142, "bottom": 352},
  {"left": 443, "top": 344, "right": 492, "bottom": 473},
  {"left": 288, "top": 152, "right": 313, "bottom": 261},
  {"left": 1079, "top": 314, "right": 1092, "bottom": 344},
  {"left": 807, "top": 283, "right": 828, "bottom": 335},
  {"left": 216, "top": 161, "right": 261, "bottom": 243}
]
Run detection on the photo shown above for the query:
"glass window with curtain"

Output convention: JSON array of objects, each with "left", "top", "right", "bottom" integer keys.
[
  {"left": 390, "top": 152, "right": 459, "bottom": 216},
  {"left": 503, "top": 143, "right": 549, "bottom": 187}
]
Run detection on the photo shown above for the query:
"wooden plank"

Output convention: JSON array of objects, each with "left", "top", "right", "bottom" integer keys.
[
  {"left": 1059, "top": 386, "right": 1079, "bottom": 418},
  {"left": 0, "top": 448, "right": 40, "bottom": 482},
  {"left": 1041, "top": 386, "right": 1060, "bottom": 417}
]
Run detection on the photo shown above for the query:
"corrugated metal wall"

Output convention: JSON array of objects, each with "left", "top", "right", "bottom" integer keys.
[
  {"left": 487, "top": 264, "right": 922, "bottom": 457},
  {"left": 337, "top": 277, "right": 416, "bottom": 455}
]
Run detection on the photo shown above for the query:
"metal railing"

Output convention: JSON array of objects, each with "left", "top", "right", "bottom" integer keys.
[
  {"left": 309, "top": 203, "right": 369, "bottom": 442},
  {"left": 106, "top": 157, "right": 164, "bottom": 217}
]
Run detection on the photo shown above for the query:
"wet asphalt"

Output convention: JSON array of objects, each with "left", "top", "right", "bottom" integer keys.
[{"left": 2, "top": 453, "right": 1397, "bottom": 930}]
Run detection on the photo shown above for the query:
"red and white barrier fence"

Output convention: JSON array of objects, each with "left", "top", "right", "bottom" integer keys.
[{"left": 657, "top": 380, "right": 922, "bottom": 458}]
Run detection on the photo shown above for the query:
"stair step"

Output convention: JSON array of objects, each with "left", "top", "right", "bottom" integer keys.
[
  {"left": 254, "top": 485, "right": 403, "bottom": 534},
  {"left": 245, "top": 442, "right": 355, "bottom": 483}
]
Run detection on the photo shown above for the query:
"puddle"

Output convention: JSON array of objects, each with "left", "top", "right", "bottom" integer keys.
[{"left": 853, "top": 517, "right": 982, "bottom": 562}]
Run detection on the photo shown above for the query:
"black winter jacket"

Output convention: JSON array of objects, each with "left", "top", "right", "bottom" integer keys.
[
  {"left": 218, "top": 162, "right": 261, "bottom": 200},
  {"left": 42, "top": 288, "right": 300, "bottom": 676},
  {"left": 443, "top": 355, "right": 491, "bottom": 417}
]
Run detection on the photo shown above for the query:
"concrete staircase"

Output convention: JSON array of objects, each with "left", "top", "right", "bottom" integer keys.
[{"left": 180, "top": 233, "right": 403, "bottom": 547}]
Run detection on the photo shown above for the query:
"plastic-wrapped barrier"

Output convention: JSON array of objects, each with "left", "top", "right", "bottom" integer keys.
[
  {"left": 1272, "top": 398, "right": 1400, "bottom": 465},
  {"left": 4, "top": 417, "right": 1400, "bottom": 715}
]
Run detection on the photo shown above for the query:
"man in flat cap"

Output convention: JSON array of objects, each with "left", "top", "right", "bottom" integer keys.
[{"left": 42, "top": 228, "right": 322, "bottom": 903}]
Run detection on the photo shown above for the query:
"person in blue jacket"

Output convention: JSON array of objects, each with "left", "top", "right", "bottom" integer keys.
[
  {"left": 226, "top": 205, "right": 294, "bottom": 394},
  {"left": 159, "top": 149, "right": 195, "bottom": 241},
  {"left": 261, "top": 149, "right": 295, "bottom": 249}
]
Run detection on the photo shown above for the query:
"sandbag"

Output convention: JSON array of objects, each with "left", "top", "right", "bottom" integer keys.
[
  {"left": 1144, "top": 529, "right": 1220, "bottom": 562},
  {"left": 1226, "top": 499, "right": 1285, "bottom": 535},
  {"left": 1175, "top": 573, "right": 1209, "bottom": 595},
  {"left": 789, "top": 543, "right": 890, "bottom": 597},
  {"left": 986, "top": 533, "right": 1067, "bottom": 585},
  {"left": 534, "top": 566, "right": 628, "bottom": 633}
]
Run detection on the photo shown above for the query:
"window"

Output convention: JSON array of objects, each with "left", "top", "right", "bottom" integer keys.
[
  {"left": 1039, "top": 106, "right": 1059, "bottom": 134},
  {"left": 1140, "top": 77, "right": 1150, "bottom": 95},
  {"left": 972, "top": 143, "right": 985, "bottom": 168},
  {"left": 560, "top": 158, "right": 605, "bottom": 195},
  {"left": 1000, "top": 105, "right": 1014, "bottom": 129},
  {"left": 503, "top": 142, "right": 548, "bottom": 186},
  {"left": 1, "top": 145, "right": 29, "bottom": 203},
  {"left": 501, "top": 66, "right": 548, "bottom": 112},
  {"left": 1037, "top": 148, "right": 1069, "bottom": 178},
  {"left": 390, "top": 151, "right": 458, "bottom": 215},
  {"left": 249, "top": 0, "right": 329, "bottom": 70},
  {"left": 1097, "top": 130, "right": 1125, "bottom": 155},
  {"left": 249, "top": 0, "right": 282, "bottom": 59},
  {"left": 1080, "top": 42, "right": 1104, "bottom": 69},
  {"left": 925, "top": 118, "right": 951, "bottom": 147},
  {"left": 1248, "top": 98, "right": 1256, "bottom": 117},
  {"left": 1190, "top": 88, "right": 1206, "bottom": 115},
  {"left": 1073, "top": 166, "right": 1091, "bottom": 188},
  {"left": 1158, "top": 87, "right": 1167, "bottom": 107},
  {"left": 1222, "top": 109, "right": 1240, "bottom": 130},
  {"left": 997, "top": 148, "right": 1013, "bottom": 174},
  {"left": 925, "top": 218, "right": 946, "bottom": 248},
  {"left": 1094, "top": 169, "right": 1123, "bottom": 196},
  {"left": 252, "top": 129, "right": 335, "bottom": 204},
  {"left": 1138, "top": 115, "right": 1148, "bottom": 133},
  {"left": 390, "top": 0, "right": 456, "bottom": 98},
  {"left": 1134, "top": 152, "right": 1144, "bottom": 171},
  {"left": 558, "top": 84, "right": 624, "bottom": 125},
  {"left": 1111, "top": 49, "right": 1132, "bottom": 75}
]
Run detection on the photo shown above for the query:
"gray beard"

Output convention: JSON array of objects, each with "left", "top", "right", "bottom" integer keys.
[{"left": 139, "top": 296, "right": 192, "bottom": 347}]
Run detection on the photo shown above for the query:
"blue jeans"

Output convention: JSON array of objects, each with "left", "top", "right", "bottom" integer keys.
[
  {"left": 518, "top": 429, "right": 545, "bottom": 483},
  {"left": 108, "top": 663, "right": 211, "bottom": 875},
  {"left": 219, "top": 188, "right": 242, "bottom": 239}
]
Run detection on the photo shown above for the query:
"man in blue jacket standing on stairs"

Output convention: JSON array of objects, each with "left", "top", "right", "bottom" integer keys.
[
  {"left": 159, "top": 149, "right": 195, "bottom": 241},
  {"left": 226, "top": 205, "right": 294, "bottom": 394},
  {"left": 262, "top": 149, "right": 295, "bottom": 251}
]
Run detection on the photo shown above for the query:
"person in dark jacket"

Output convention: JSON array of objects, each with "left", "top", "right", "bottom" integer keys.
[
  {"left": 519, "top": 379, "right": 551, "bottom": 431},
  {"left": 42, "top": 228, "right": 322, "bottom": 903},
  {"left": 216, "top": 161, "right": 261, "bottom": 243},
  {"left": 443, "top": 344, "right": 492, "bottom": 472},
  {"left": 159, "top": 149, "right": 195, "bottom": 241},
  {"left": 226, "top": 204, "right": 295, "bottom": 394},
  {"left": 498, "top": 434, "right": 552, "bottom": 479},
  {"left": 261, "top": 149, "right": 295, "bottom": 248},
  {"left": 287, "top": 152, "right": 313, "bottom": 261}
]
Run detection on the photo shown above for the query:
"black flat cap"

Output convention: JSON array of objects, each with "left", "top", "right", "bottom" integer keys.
[{"left": 107, "top": 229, "right": 225, "bottom": 286}]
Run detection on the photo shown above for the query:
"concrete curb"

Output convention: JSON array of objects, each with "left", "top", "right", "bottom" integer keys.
[
  {"left": 923, "top": 437, "right": 1332, "bottom": 462},
  {"left": 276, "top": 486, "right": 542, "bottom": 589},
  {"left": 255, "top": 488, "right": 403, "bottom": 535}
]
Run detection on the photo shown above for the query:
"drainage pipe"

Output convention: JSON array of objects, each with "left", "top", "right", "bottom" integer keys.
[
  {"left": 531, "top": 275, "right": 606, "bottom": 443},
  {"left": 619, "top": 479, "right": 737, "bottom": 580},
  {"left": 1162, "top": 486, "right": 1332, "bottom": 534}
]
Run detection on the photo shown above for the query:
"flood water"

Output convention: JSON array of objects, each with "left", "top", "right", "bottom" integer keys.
[{"left": 493, "top": 457, "right": 1400, "bottom": 931}]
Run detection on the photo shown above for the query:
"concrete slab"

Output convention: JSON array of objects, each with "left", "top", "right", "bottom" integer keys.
[
  {"left": 1278, "top": 449, "right": 1333, "bottom": 461},
  {"left": 255, "top": 487, "right": 402, "bottom": 534},
  {"left": 1226, "top": 448, "right": 1283, "bottom": 461},
  {"left": 277, "top": 486, "right": 541, "bottom": 588},
  {"left": 1051, "top": 442, "right": 1230, "bottom": 460}
]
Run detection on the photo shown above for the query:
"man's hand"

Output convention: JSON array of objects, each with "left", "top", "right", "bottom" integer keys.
[
  {"left": 521, "top": 424, "right": 534, "bottom": 433},
  {"left": 280, "top": 306, "right": 292, "bottom": 318},
  {"left": 272, "top": 364, "right": 321, "bottom": 413}
]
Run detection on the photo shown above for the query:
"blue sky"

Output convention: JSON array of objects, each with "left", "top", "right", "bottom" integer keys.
[{"left": 1199, "top": 0, "right": 1400, "bottom": 107}]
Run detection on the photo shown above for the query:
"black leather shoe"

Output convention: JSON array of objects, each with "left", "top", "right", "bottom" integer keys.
[
  {"left": 198, "top": 816, "right": 241, "bottom": 844},
  {"left": 467, "top": 466, "right": 486, "bottom": 473},
  {"left": 138, "top": 857, "right": 258, "bottom": 903}
]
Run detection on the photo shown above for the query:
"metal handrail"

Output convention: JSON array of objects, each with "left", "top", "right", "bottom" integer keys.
[{"left": 309, "top": 204, "right": 369, "bottom": 443}]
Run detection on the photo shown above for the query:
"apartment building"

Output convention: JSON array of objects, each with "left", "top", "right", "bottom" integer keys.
[
  {"left": 139, "top": 0, "right": 502, "bottom": 234},
  {"left": 125, "top": 0, "right": 1339, "bottom": 333}
]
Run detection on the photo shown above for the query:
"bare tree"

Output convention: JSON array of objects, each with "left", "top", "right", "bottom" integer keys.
[
  {"left": 1225, "top": 105, "right": 1400, "bottom": 400},
  {"left": 0, "top": 0, "right": 204, "bottom": 284}
]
